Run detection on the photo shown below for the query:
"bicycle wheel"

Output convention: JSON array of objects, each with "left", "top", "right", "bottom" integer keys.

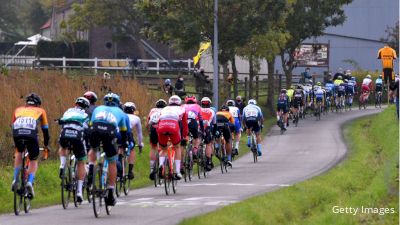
[
  {"left": 123, "top": 156, "right": 131, "bottom": 195},
  {"left": 217, "top": 146, "right": 224, "bottom": 174},
  {"left": 92, "top": 165, "right": 102, "bottom": 218},
  {"left": 318, "top": 105, "right": 321, "bottom": 120},
  {"left": 14, "top": 183, "right": 23, "bottom": 215},
  {"left": 61, "top": 166, "right": 71, "bottom": 209},
  {"left": 72, "top": 161, "right": 78, "bottom": 208},
  {"left": 252, "top": 135, "right": 257, "bottom": 163},
  {"left": 171, "top": 158, "right": 177, "bottom": 194},
  {"left": 153, "top": 155, "right": 160, "bottom": 187},
  {"left": 164, "top": 158, "right": 172, "bottom": 195},
  {"left": 197, "top": 149, "right": 204, "bottom": 179},
  {"left": 23, "top": 194, "right": 31, "bottom": 213}
]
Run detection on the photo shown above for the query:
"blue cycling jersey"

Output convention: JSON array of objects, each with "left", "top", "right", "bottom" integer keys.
[
  {"left": 375, "top": 78, "right": 383, "bottom": 85},
  {"left": 242, "top": 104, "right": 263, "bottom": 121},
  {"left": 90, "top": 105, "right": 127, "bottom": 132}
]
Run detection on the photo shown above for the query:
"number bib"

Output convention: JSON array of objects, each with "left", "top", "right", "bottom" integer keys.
[
  {"left": 13, "top": 117, "right": 37, "bottom": 130},
  {"left": 245, "top": 109, "right": 258, "bottom": 118}
]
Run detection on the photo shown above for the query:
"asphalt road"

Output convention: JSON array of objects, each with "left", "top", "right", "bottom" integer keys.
[{"left": 0, "top": 107, "right": 382, "bottom": 225}]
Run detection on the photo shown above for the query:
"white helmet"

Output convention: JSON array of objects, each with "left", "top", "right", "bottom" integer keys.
[
  {"left": 366, "top": 74, "right": 371, "bottom": 79},
  {"left": 226, "top": 99, "right": 235, "bottom": 106},
  {"left": 248, "top": 99, "right": 257, "bottom": 105},
  {"left": 168, "top": 95, "right": 182, "bottom": 105}
]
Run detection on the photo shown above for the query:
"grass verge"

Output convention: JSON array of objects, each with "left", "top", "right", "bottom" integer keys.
[{"left": 180, "top": 106, "right": 399, "bottom": 225}]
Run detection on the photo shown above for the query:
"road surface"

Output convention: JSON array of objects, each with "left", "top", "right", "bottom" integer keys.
[{"left": 0, "top": 107, "right": 382, "bottom": 225}]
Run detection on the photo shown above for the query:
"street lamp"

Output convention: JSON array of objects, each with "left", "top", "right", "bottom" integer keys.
[{"left": 213, "top": 0, "right": 219, "bottom": 109}]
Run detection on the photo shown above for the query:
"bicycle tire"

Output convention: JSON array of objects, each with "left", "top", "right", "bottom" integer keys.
[
  {"left": 164, "top": 159, "right": 171, "bottom": 195},
  {"left": 72, "top": 160, "right": 78, "bottom": 208},
  {"left": 23, "top": 194, "right": 31, "bottom": 213},
  {"left": 14, "top": 183, "right": 23, "bottom": 216},
  {"left": 172, "top": 157, "right": 177, "bottom": 194},
  {"left": 154, "top": 155, "right": 160, "bottom": 187},
  {"left": 123, "top": 156, "right": 131, "bottom": 196},
  {"left": 92, "top": 165, "right": 102, "bottom": 218},
  {"left": 61, "top": 166, "right": 71, "bottom": 209}
]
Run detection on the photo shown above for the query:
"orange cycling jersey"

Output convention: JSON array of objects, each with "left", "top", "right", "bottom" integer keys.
[
  {"left": 12, "top": 106, "right": 49, "bottom": 137},
  {"left": 216, "top": 111, "right": 234, "bottom": 124},
  {"left": 377, "top": 46, "right": 397, "bottom": 69}
]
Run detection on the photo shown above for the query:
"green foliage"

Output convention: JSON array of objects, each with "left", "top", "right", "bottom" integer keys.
[
  {"left": 181, "top": 106, "right": 399, "bottom": 225},
  {"left": 380, "top": 21, "right": 399, "bottom": 55},
  {"left": 36, "top": 40, "right": 89, "bottom": 58}
]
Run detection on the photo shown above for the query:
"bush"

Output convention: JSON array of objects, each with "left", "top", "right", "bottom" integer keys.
[{"left": 36, "top": 40, "right": 89, "bottom": 58}]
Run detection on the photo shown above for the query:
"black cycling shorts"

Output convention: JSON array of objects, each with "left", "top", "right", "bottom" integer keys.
[
  {"left": 59, "top": 137, "right": 87, "bottom": 160},
  {"left": 245, "top": 120, "right": 261, "bottom": 133},
  {"left": 89, "top": 123, "right": 117, "bottom": 158},
  {"left": 149, "top": 126, "right": 158, "bottom": 145},
  {"left": 337, "top": 91, "right": 345, "bottom": 98},
  {"left": 293, "top": 97, "right": 303, "bottom": 109},
  {"left": 375, "top": 84, "right": 383, "bottom": 92},
  {"left": 215, "top": 124, "right": 231, "bottom": 142},
  {"left": 188, "top": 119, "right": 199, "bottom": 139},
  {"left": 14, "top": 136, "right": 40, "bottom": 160},
  {"left": 277, "top": 103, "right": 289, "bottom": 113},
  {"left": 383, "top": 68, "right": 393, "bottom": 84}
]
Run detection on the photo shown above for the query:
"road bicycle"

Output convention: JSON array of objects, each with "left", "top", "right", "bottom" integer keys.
[
  {"left": 249, "top": 130, "right": 258, "bottom": 163},
  {"left": 315, "top": 100, "right": 322, "bottom": 121},
  {"left": 196, "top": 140, "right": 207, "bottom": 179},
  {"left": 13, "top": 146, "right": 46, "bottom": 216},
  {"left": 116, "top": 147, "right": 131, "bottom": 197},
  {"left": 183, "top": 134, "right": 194, "bottom": 182},
  {"left": 214, "top": 125, "right": 228, "bottom": 174},
  {"left": 375, "top": 91, "right": 382, "bottom": 108},
  {"left": 345, "top": 93, "right": 353, "bottom": 111},
  {"left": 359, "top": 90, "right": 369, "bottom": 110},
  {"left": 91, "top": 151, "right": 112, "bottom": 218},
  {"left": 277, "top": 111, "right": 286, "bottom": 135},
  {"left": 162, "top": 142, "right": 177, "bottom": 195},
  {"left": 60, "top": 148, "right": 79, "bottom": 209}
]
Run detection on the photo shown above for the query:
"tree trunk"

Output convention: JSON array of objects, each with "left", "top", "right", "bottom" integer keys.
[
  {"left": 249, "top": 55, "right": 254, "bottom": 99},
  {"left": 231, "top": 56, "right": 238, "bottom": 98},
  {"left": 220, "top": 63, "right": 230, "bottom": 104},
  {"left": 280, "top": 51, "right": 295, "bottom": 89},
  {"left": 266, "top": 58, "right": 275, "bottom": 113}
]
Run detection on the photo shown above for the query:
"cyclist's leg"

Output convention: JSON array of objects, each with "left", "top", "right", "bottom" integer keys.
[
  {"left": 245, "top": 120, "right": 252, "bottom": 147},
  {"left": 233, "top": 118, "right": 241, "bottom": 153},
  {"left": 253, "top": 122, "right": 262, "bottom": 156},
  {"left": 23, "top": 137, "right": 40, "bottom": 197},
  {"left": 58, "top": 137, "right": 69, "bottom": 178},
  {"left": 127, "top": 139, "right": 136, "bottom": 179},
  {"left": 87, "top": 131, "right": 100, "bottom": 186},
  {"left": 149, "top": 126, "right": 159, "bottom": 179},
  {"left": 71, "top": 139, "right": 87, "bottom": 200},
  {"left": 223, "top": 127, "right": 233, "bottom": 164},
  {"left": 12, "top": 137, "right": 24, "bottom": 189}
]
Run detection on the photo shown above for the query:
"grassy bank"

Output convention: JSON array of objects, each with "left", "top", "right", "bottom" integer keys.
[{"left": 180, "top": 106, "right": 399, "bottom": 225}]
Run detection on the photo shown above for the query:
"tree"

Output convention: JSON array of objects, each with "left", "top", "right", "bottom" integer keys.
[
  {"left": 0, "top": 1, "right": 22, "bottom": 40},
  {"left": 68, "top": 0, "right": 148, "bottom": 58},
  {"left": 280, "top": 0, "right": 352, "bottom": 88},
  {"left": 380, "top": 21, "right": 399, "bottom": 55}
]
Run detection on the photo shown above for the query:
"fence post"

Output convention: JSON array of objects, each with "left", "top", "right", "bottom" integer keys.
[
  {"left": 157, "top": 58, "right": 161, "bottom": 74},
  {"left": 278, "top": 74, "right": 282, "bottom": 92},
  {"left": 187, "top": 58, "right": 191, "bottom": 72},
  {"left": 94, "top": 57, "right": 98, "bottom": 75},
  {"left": 62, "top": 57, "right": 66, "bottom": 74},
  {"left": 244, "top": 77, "right": 248, "bottom": 101},
  {"left": 255, "top": 76, "right": 259, "bottom": 101}
]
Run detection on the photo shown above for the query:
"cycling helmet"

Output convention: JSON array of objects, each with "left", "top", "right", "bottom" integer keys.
[
  {"left": 296, "top": 85, "right": 302, "bottom": 89},
  {"left": 123, "top": 102, "right": 136, "bottom": 114},
  {"left": 75, "top": 97, "right": 90, "bottom": 109},
  {"left": 366, "top": 74, "right": 371, "bottom": 79},
  {"left": 248, "top": 99, "right": 257, "bottom": 105},
  {"left": 337, "top": 67, "right": 343, "bottom": 73},
  {"left": 26, "top": 93, "right": 42, "bottom": 106},
  {"left": 280, "top": 89, "right": 287, "bottom": 94},
  {"left": 155, "top": 99, "right": 167, "bottom": 108},
  {"left": 378, "top": 75, "right": 382, "bottom": 78},
  {"left": 316, "top": 82, "right": 322, "bottom": 86},
  {"left": 226, "top": 99, "right": 235, "bottom": 106},
  {"left": 164, "top": 79, "right": 171, "bottom": 85},
  {"left": 83, "top": 91, "right": 98, "bottom": 104},
  {"left": 103, "top": 93, "right": 120, "bottom": 106},
  {"left": 201, "top": 97, "right": 212, "bottom": 107},
  {"left": 169, "top": 95, "right": 182, "bottom": 106},
  {"left": 351, "top": 77, "right": 356, "bottom": 81},
  {"left": 220, "top": 105, "right": 229, "bottom": 111},
  {"left": 345, "top": 69, "right": 351, "bottom": 75},
  {"left": 344, "top": 79, "right": 348, "bottom": 83},
  {"left": 185, "top": 95, "right": 197, "bottom": 104},
  {"left": 337, "top": 75, "right": 343, "bottom": 80}
]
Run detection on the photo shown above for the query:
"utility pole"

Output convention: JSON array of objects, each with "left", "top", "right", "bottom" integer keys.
[{"left": 213, "top": 0, "right": 219, "bottom": 109}]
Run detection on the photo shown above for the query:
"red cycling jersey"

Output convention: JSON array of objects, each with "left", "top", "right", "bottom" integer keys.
[
  {"left": 157, "top": 105, "right": 188, "bottom": 146},
  {"left": 200, "top": 107, "right": 216, "bottom": 128}
]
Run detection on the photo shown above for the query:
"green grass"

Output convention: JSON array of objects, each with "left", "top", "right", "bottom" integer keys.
[
  {"left": 180, "top": 106, "right": 399, "bottom": 225},
  {"left": 0, "top": 115, "right": 275, "bottom": 214}
]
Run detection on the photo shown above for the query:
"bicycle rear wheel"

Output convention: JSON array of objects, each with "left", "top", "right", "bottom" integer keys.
[
  {"left": 23, "top": 194, "right": 31, "bottom": 213},
  {"left": 252, "top": 135, "right": 257, "bottom": 163},
  {"left": 61, "top": 166, "right": 71, "bottom": 209},
  {"left": 72, "top": 161, "right": 78, "bottom": 208},
  {"left": 123, "top": 156, "right": 131, "bottom": 195},
  {"left": 92, "top": 165, "right": 102, "bottom": 218},
  {"left": 163, "top": 159, "right": 172, "bottom": 195},
  {"left": 14, "top": 184, "right": 23, "bottom": 215}
]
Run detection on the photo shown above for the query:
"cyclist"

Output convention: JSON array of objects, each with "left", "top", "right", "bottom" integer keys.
[
  {"left": 58, "top": 97, "right": 90, "bottom": 203},
  {"left": 147, "top": 99, "right": 167, "bottom": 180},
  {"left": 325, "top": 79, "right": 335, "bottom": 110},
  {"left": 200, "top": 97, "right": 216, "bottom": 171},
  {"left": 163, "top": 79, "right": 174, "bottom": 96},
  {"left": 182, "top": 96, "right": 204, "bottom": 159},
  {"left": 375, "top": 75, "right": 384, "bottom": 107},
  {"left": 83, "top": 91, "right": 98, "bottom": 118},
  {"left": 345, "top": 79, "right": 355, "bottom": 108},
  {"left": 215, "top": 105, "right": 235, "bottom": 166},
  {"left": 334, "top": 76, "right": 344, "bottom": 108},
  {"left": 226, "top": 99, "right": 241, "bottom": 156},
  {"left": 11, "top": 93, "right": 49, "bottom": 199},
  {"left": 243, "top": 99, "right": 264, "bottom": 156},
  {"left": 287, "top": 85, "right": 295, "bottom": 126},
  {"left": 361, "top": 74, "right": 373, "bottom": 102},
  {"left": 87, "top": 93, "right": 128, "bottom": 206},
  {"left": 276, "top": 89, "right": 289, "bottom": 131},
  {"left": 293, "top": 84, "right": 304, "bottom": 121},
  {"left": 157, "top": 95, "right": 188, "bottom": 180},
  {"left": 303, "top": 81, "right": 313, "bottom": 116},
  {"left": 123, "top": 102, "right": 144, "bottom": 180},
  {"left": 314, "top": 83, "right": 325, "bottom": 115}
]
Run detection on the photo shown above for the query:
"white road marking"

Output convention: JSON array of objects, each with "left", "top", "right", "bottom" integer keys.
[{"left": 180, "top": 183, "right": 291, "bottom": 187}]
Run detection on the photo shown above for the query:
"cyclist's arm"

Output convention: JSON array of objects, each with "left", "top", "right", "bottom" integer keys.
[
  {"left": 40, "top": 110, "right": 50, "bottom": 147},
  {"left": 182, "top": 111, "right": 189, "bottom": 139},
  {"left": 135, "top": 117, "right": 143, "bottom": 146}
]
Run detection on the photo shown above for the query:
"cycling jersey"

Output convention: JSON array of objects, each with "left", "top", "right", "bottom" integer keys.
[
  {"left": 293, "top": 89, "right": 304, "bottom": 108},
  {"left": 334, "top": 79, "right": 344, "bottom": 86},
  {"left": 377, "top": 46, "right": 397, "bottom": 69},
  {"left": 287, "top": 89, "right": 294, "bottom": 102},
  {"left": 215, "top": 111, "right": 234, "bottom": 141},
  {"left": 157, "top": 105, "right": 188, "bottom": 146},
  {"left": 228, "top": 106, "right": 241, "bottom": 133},
  {"left": 362, "top": 78, "right": 373, "bottom": 92},
  {"left": 12, "top": 106, "right": 49, "bottom": 138},
  {"left": 314, "top": 88, "right": 324, "bottom": 102},
  {"left": 276, "top": 93, "right": 289, "bottom": 113},
  {"left": 90, "top": 105, "right": 128, "bottom": 132},
  {"left": 375, "top": 78, "right": 383, "bottom": 92},
  {"left": 200, "top": 107, "right": 216, "bottom": 129},
  {"left": 325, "top": 83, "right": 335, "bottom": 95},
  {"left": 345, "top": 82, "right": 355, "bottom": 95},
  {"left": 147, "top": 108, "right": 162, "bottom": 128},
  {"left": 127, "top": 114, "right": 143, "bottom": 146},
  {"left": 243, "top": 104, "right": 263, "bottom": 122}
]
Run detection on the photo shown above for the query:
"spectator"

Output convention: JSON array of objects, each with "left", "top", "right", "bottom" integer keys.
[
  {"left": 174, "top": 75, "right": 186, "bottom": 98},
  {"left": 162, "top": 79, "right": 174, "bottom": 96},
  {"left": 235, "top": 95, "right": 246, "bottom": 115},
  {"left": 194, "top": 68, "right": 212, "bottom": 97},
  {"left": 301, "top": 67, "right": 312, "bottom": 84},
  {"left": 377, "top": 44, "right": 397, "bottom": 86},
  {"left": 389, "top": 76, "right": 399, "bottom": 119},
  {"left": 333, "top": 68, "right": 345, "bottom": 81}
]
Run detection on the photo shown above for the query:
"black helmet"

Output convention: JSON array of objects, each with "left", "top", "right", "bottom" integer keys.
[
  {"left": 83, "top": 91, "right": 97, "bottom": 104},
  {"left": 220, "top": 105, "right": 229, "bottom": 111},
  {"left": 26, "top": 93, "right": 42, "bottom": 106},
  {"left": 75, "top": 97, "right": 90, "bottom": 109},
  {"left": 123, "top": 102, "right": 136, "bottom": 114},
  {"left": 155, "top": 99, "right": 167, "bottom": 108}
]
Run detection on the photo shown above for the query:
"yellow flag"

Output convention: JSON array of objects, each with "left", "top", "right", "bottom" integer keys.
[{"left": 193, "top": 42, "right": 211, "bottom": 66}]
